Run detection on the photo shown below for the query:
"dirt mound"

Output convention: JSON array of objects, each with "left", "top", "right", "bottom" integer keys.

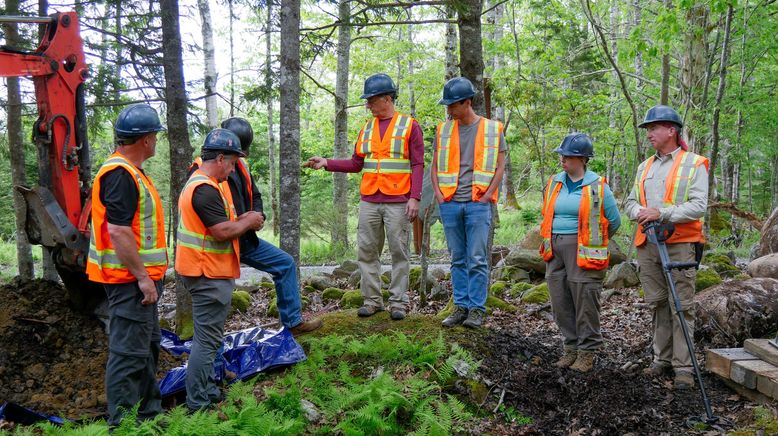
[{"left": 0, "top": 279, "right": 180, "bottom": 420}]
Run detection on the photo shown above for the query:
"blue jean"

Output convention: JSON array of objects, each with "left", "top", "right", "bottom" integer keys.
[
  {"left": 438, "top": 201, "right": 492, "bottom": 312},
  {"left": 240, "top": 239, "right": 302, "bottom": 328}
]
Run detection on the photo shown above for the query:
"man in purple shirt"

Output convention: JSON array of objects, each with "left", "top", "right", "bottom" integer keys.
[{"left": 307, "top": 74, "right": 424, "bottom": 320}]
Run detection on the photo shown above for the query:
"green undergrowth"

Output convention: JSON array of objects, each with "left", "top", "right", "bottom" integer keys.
[{"left": 5, "top": 312, "right": 484, "bottom": 436}]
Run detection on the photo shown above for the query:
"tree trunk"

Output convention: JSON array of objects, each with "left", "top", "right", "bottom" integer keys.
[
  {"left": 161, "top": 0, "right": 195, "bottom": 336},
  {"left": 444, "top": 5, "right": 458, "bottom": 81},
  {"left": 228, "top": 0, "right": 235, "bottom": 116},
  {"left": 197, "top": 0, "right": 219, "bottom": 128},
  {"left": 457, "top": 0, "right": 486, "bottom": 115},
  {"left": 331, "top": 0, "right": 350, "bottom": 253},
  {"left": 708, "top": 4, "right": 734, "bottom": 203},
  {"left": 279, "top": 0, "right": 301, "bottom": 264},
  {"left": 2, "top": 0, "right": 34, "bottom": 280},
  {"left": 632, "top": 0, "right": 644, "bottom": 89},
  {"left": 407, "top": 23, "right": 417, "bottom": 117},
  {"left": 266, "top": 0, "right": 280, "bottom": 235},
  {"left": 680, "top": 3, "right": 710, "bottom": 152}
]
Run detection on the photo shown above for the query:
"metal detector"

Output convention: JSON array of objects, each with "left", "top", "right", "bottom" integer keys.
[{"left": 642, "top": 221, "right": 732, "bottom": 430}]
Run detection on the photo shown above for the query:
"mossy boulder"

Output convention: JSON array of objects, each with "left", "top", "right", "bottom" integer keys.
[
  {"left": 486, "top": 296, "right": 517, "bottom": 314},
  {"left": 339, "top": 260, "right": 359, "bottom": 273},
  {"left": 696, "top": 269, "right": 722, "bottom": 292},
  {"left": 177, "top": 317, "right": 194, "bottom": 340},
  {"left": 503, "top": 249, "right": 546, "bottom": 274},
  {"left": 521, "top": 283, "right": 550, "bottom": 304},
  {"left": 231, "top": 290, "right": 251, "bottom": 313},
  {"left": 382, "top": 290, "right": 390, "bottom": 301},
  {"left": 302, "top": 285, "right": 317, "bottom": 295},
  {"left": 347, "top": 270, "right": 361, "bottom": 289},
  {"left": 603, "top": 262, "right": 640, "bottom": 289},
  {"left": 703, "top": 253, "right": 740, "bottom": 278},
  {"left": 331, "top": 268, "right": 352, "bottom": 280},
  {"left": 494, "top": 266, "right": 531, "bottom": 284},
  {"left": 510, "top": 282, "right": 535, "bottom": 298},
  {"left": 340, "top": 290, "right": 364, "bottom": 309},
  {"left": 307, "top": 274, "right": 335, "bottom": 291},
  {"left": 409, "top": 266, "right": 435, "bottom": 293},
  {"left": 489, "top": 281, "right": 509, "bottom": 298},
  {"left": 381, "top": 273, "right": 391, "bottom": 289},
  {"left": 267, "top": 301, "right": 279, "bottom": 317},
  {"left": 259, "top": 279, "right": 275, "bottom": 290},
  {"left": 322, "top": 287, "right": 345, "bottom": 302},
  {"left": 266, "top": 290, "right": 277, "bottom": 302},
  {"left": 301, "top": 295, "right": 311, "bottom": 310}
]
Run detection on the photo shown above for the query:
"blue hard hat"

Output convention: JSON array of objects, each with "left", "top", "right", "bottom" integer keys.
[
  {"left": 202, "top": 128, "right": 245, "bottom": 157},
  {"left": 220, "top": 117, "right": 253, "bottom": 152},
  {"left": 638, "top": 105, "right": 683, "bottom": 129},
  {"left": 114, "top": 104, "right": 165, "bottom": 138},
  {"left": 360, "top": 73, "right": 397, "bottom": 99},
  {"left": 438, "top": 77, "right": 476, "bottom": 105},
  {"left": 554, "top": 133, "right": 594, "bottom": 158}
]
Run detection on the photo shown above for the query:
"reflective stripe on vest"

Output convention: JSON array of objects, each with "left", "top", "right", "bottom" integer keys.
[
  {"left": 87, "top": 153, "right": 168, "bottom": 283},
  {"left": 538, "top": 175, "right": 610, "bottom": 270},
  {"left": 435, "top": 117, "right": 503, "bottom": 202}
]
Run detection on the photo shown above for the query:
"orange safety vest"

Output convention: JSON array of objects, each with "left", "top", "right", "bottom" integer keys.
[
  {"left": 175, "top": 169, "right": 241, "bottom": 279},
  {"left": 539, "top": 174, "right": 610, "bottom": 270},
  {"left": 87, "top": 153, "right": 168, "bottom": 284},
  {"left": 355, "top": 112, "right": 414, "bottom": 196},
  {"left": 189, "top": 156, "right": 253, "bottom": 207},
  {"left": 435, "top": 117, "right": 503, "bottom": 203},
  {"left": 633, "top": 150, "right": 709, "bottom": 247}
]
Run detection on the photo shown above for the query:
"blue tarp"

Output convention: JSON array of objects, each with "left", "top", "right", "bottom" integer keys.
[
  {"left": 0, "top": 402, "right": 65, "bottom": 426},
  {"left": 158, "top": 326, "right": 306, "bottom": 397}
]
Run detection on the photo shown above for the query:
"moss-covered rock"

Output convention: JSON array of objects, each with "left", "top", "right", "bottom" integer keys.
[
  {"left": 260, "top": 279, "right": 275, "bottom": 290},
  {"left": 486, "top": 295, "right": 517, "bottom": 314},
  {"left": 489, "top": 281, "right": 509, "bottom": 298},
  {"left": 231, "top": 290, "right": 251, "bottom": 313},
  {"left": 266, "top": 290, "right": 277, "bottom": 302},
  {"left": 177, "top": 317, "right": 194, "bottom": 340},
  {"left": 340, "top": 290, "right": 364, "bottom": 309},
  {"left": 302, "top": 285, "right": 317, "bottom": 295},
  {"left": 159, "top": 317, "right": 172, "bottom": 331},
  {"left": 322, "top": 287, "right": 345, "bottom": 302},
  {"left": 709, "top": 210, "right": 730, "bottom": 235},
  {"left": 437, "top": 298, "right": 455, "bottom": 319},
  {"left": 703, "top": 253, "right": 740, "bottom": 278},
  {"left": 465, "top": 379, "right": 489, "bottom": 404},
  {"left": 509, "top": 282, "right": 535, "bottom": 298},
  {"left": 521, "top": 283, "right": 550, "bottom": 304},
  {"left": 495, "top": 266, "right": 531, "bottom": 284},
  {"left": 301, "top": 295, "right": 311, "bottom": 310},
  {"left": 408, "top": 266, "right": 434, "bottom": 293},
  {"left": 382, "top": 290, "right": 390, "bottom": 301},
  {"left": 695, "top": 269, "right": 722, "bottom": 292},
  {"left": 267, "top": 300, "right": 279, "bottom": 317}
]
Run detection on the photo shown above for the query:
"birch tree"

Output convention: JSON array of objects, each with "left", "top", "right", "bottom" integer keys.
[
  {"left": 332, "top": 0, "right": 351, "bottom": 252},
  {"left": 197, "top": 0, "right": 219, "bottom": 128}
]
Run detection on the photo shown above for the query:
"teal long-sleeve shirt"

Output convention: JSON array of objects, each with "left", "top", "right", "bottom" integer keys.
[{"left": 548, "top": 170, "right": 621, "bottom": 235}]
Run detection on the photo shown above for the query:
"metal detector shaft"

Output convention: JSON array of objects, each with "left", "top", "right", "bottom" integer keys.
[{"left": 644, "top": 222, "right": 714, "bottom": 421}]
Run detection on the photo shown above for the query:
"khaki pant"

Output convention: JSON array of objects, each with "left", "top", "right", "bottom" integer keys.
[
  {"left": 637, "top": 242, "right": 696, "bottom": 369},
  {"left": 545, "top": 234, "right": 604, "bottom": 351},
  {"left": 357, "top": 200, "right": 410, "bottom": 310}
]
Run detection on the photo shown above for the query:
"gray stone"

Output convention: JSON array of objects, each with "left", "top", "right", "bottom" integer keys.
[
  {"left": 491, "top": 245, "right": 511, "bottom": 266},
  {"left": 339, "top": 260, "right": 359, "bottom": 273},
  {"left": 608, "top": 239, "right": 627, "bottom": 266},
  {"left": 307, "top": 274, "right": 335, "bottom": 291},
  {"left": 603, "top": 262, "right": 640, "bottom": 289},
  {"left": 330, "top": 268, "right": 352, "bottom": 280},
  {"left": 519, "top": 225, "right": 543, "bottom": 250},
  {"left": 747, "top": 253, "right": 778, "bottom": 279},
  {"left": 347, "top": 270, "right": 361, "bottom": 289},
  {"left": 430, "top": 268, "right": 447, "bottom": 281},
  {"left": 757, "top": 207, "right": 778, "bottom": 258},
  {"left": 493, "top": 266, "right": 531, "bottom": 284},
  {"left": 504, "top": 249, "right": 546, "bottom": 274},
  {"left": 300, "top": 399, "right": 321, "bottom": 423}
]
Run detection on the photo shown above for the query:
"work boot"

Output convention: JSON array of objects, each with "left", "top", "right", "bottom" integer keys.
[
  {"left": 462, "top": 308, "right": 486, "bottom": 329},
  {"left": 642, "top": 361, "right": 672, "bottom": 378},
  {"left": 673, "top": 368, "right": 694, "bottom": 390},
  {"left": 357, "top": 305, "right": 384, "bottom": 317},
  {"left": 554, "top": 349, "right": 578, "bottom": 369},
  {"left": 290, "top": 318, "right": 323, "bottom": 336},
  {"left": 569, "top": 351, "right": 595, "bottom": 373},
  {"left": 390, "top": 309, "right": 406, "bottom": 321},
  {"left": 441, "top": 306, "right": 468, "bottom": 327}
]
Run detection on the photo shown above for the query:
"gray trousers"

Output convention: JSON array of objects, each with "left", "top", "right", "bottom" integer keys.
[
  {"left": 104, "top": 280, "right": 163, "bottom": 426},
  {"left": 637, "top": 242, "right": 696, "bottom": 369},
  {"left": 181, "top": 275, "right": 234, "bottom": 410},
  {"left": 545, "top": 234, "right": 605, "bottom": 351},
  {"left": 357, "top": 201, "right": 410, "bottom": 311}
]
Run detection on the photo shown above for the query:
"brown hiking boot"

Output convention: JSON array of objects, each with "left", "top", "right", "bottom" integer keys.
[
  {"left": 554, "top": 349, "right": 578, "bottom": 369},
  {"left": 569, "top": 351, "right": 595, "bottom": 373},
  {"left": 289, "top": 318, "right": 323, "bottom": 336},
  {"left": 673, "top": 368, "right": 694, "bottom": 390},
  {"left": 642, "top": 362, "right": 672, "bottom": 377}
]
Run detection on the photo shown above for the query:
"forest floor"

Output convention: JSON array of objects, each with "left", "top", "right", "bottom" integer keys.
[{"left": 0, "top": 273, "right": 775, "bottom": 434}]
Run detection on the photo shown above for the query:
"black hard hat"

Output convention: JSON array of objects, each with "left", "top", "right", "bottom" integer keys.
[
  {"left": 438, "top": 77, "right": 476, "bottom": 105},
  {"left": 202, "top": 128, "right": 245, "bottom": 157},
  {"left": 638, "top": 105, "right": 683, "bottom": 129},
  {"left": 360, "top": 73, "right": 397, "bottom": 99},
  {"left": 554, "top": 133, "right": 594, "bottom": 158},
  {"left": 220, "top": 117, "right": 254, "bottom": 152},
  {"left": 114, "top": 104, "right": 166, "bottom": 138}
]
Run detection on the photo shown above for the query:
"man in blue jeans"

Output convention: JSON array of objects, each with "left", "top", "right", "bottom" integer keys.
[
  {"left": 191, "top": 118, "right": 322, "bottom": 335},
  {"left": 431, "top": 77, "right": 507, "bottom": 328}
]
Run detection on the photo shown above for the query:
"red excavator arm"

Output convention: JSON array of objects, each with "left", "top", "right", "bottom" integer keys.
[{"left": 1, "top": 12, "right": 103, "bottom": 310}]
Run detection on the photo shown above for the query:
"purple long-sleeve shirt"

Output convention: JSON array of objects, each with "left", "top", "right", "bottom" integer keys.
[{"left": 326, "top": 116, "right": 424, "bottom": 203}]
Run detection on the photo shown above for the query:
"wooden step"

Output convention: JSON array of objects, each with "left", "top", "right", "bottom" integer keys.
[
  {"left": 730, "top": 359, "right": 778, "bottom": 391},
  {"left": 756, "top": 369, "right": 778, "bottom": 399},
  {"left": 744, "top": 338, "right": 778, "bottom": 367},
  {"left": 705, "top": 348, "right": 759, "bottom": 380}
]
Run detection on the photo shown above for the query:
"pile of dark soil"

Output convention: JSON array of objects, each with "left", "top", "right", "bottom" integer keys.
[{"left": 0, "top": 279, "right": 180, "bottom": 420}]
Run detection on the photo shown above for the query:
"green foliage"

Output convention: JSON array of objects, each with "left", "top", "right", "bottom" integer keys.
[
  {"left": 497, "top": 404, "right": 534, "bottom": 425},
  {"left": 695, "top": 269, "right": 722, "bottom": 292}
]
